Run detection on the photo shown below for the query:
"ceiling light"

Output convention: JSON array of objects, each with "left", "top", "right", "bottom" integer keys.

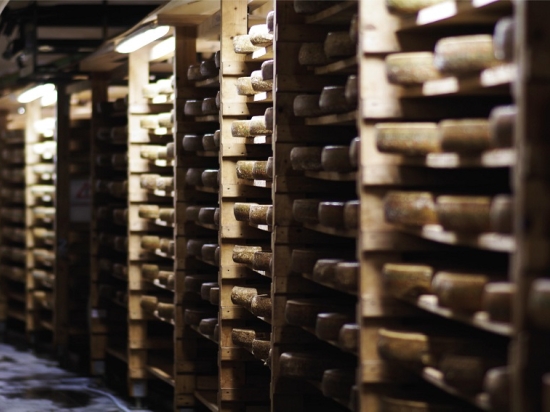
[
  {"left": 115, "top": 24, "right": 170, "bottom": 54},
  {"left": 17, "top": 83, "right": 55, "bottom": 104},
  {"left": 150, "top": 36, "right": 175, "bottom": 61},
  {"left": 41, "top": 90, "right": 57, "bottom": 107}
]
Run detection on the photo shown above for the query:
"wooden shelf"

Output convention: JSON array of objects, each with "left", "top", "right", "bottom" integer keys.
[
  {"left": 244, "top": 135, "right": 272, "bottom": 145},
  {"left": 106, "top": 345, "right": 128, "bottom": 363},
  {"left": 196, "top": 115, "right": 220, "bottom": 123},
  {"left": 305, "top": 111, "right": 357, "bottom": 126},
  {"left": 238, "top": 179, "right": 272, "bottom": 189},
  {"left": 304, "top": 170, "right": 357, "bottom": 182},
  {"left": 305, "top": 0, "right": 357, "bottom": 24},
  {"left": 154, "top": 218, "right": 175, "bottom": 228},
  {"left": 195, "top": 390, "right": 219, "bottom": 412},
  {"left": 153, "top": 189, "right": 175, "bottom": 198},
  {"left": 155, "top": 249, "right": 175, "bottom": 260},
  {"left": 195, "top": 77, "right": 220, "bottom": 88},
  {"left": 146, "top": 361, "right": 175, "bottom": 387},
  {"left": 301, "top": 273, "right": 357, "bottom": 297},
  {"left": 246, "top": 91, "right": 273, "bottom": 103},
  {"left": 303, "top": 223, "right": 357, "bottom": 239},
  {"left": 154, "top": 159, "right": 174, "bottom": 168},
  {"left": 190, "top": 325, "right": 218, "bottom": 345},
  {"left": 195, "top": 185, "right": 219, "bottom": 194},
  {"left": 245, "top": 45, "right": 273, "bottom": 62},
  {"left": 313, "top": 56, "right": 357, "bottom": 76},
  {"left": 197, "top": 150, "right": 219, "bottom": 158}
]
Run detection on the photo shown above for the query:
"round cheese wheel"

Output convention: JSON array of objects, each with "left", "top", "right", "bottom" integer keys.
[
  {"left": 440, "top": 354, "right": 500, "bottom": 394},
  {"left": 345, "top": 75, "right": 358, "bottom": 107},
  {"left": 293, "top": 94, "right": 323, "bottom": 117},
  {"left": 157, "top": 270, "right": 171, "bottom": 286},
  {"left": 435, "top": 195, "right": 492, "bottom": 233},
  {"left": 322, "top": 145, "right": 354, "bottom": 172},
  {"left": 490, "top": 195, "right": 512, "bottom": 234},
  {"left": 319, "top": 86, "right": 354, "bottom": 114},
  {"left": 384, "top": 191, "right": 438, "bottom": 226},
  {"left": 249, "top": 116, "right": 270, "bottom": 136},
  {"left": 383, "top": 263, "right": 433, "bottom": 299},
  {"left": 290, "top": 147, "right": 323, "bottom": 171},
  {"left": 201, "top": 244, "right": 218, "bottom": 263},
  {"left": 185, "top": 206, "right": 201, "bottom": 222},
  {"left": 232, "top": 328, "right": 256, "bottom": 350},
  {"left": 266, "top": 157, "right": 274, "bottom": 178},
  {"left": 213, "top": 130, "right": 221, "bottom": 148},
  {"left": 334, "top": 262, "right": 359, "bottom": 292},
  {"left": 187, "top": 238, "right": 215, "bottom": 257},
  {"left": 166, "top": 142, "right": 175, "bottom": 160},
  {"left": 182, "top": 135, "right": 203, "bottom": 153},
  {"left": 156, "top": 78, "right": 173, "bottom": 95},
  {"left": 140, "top": 295, "right": 158, "bottom": 313},
  {"left": 214, "top": 208, "right": 220, "bottom": 227},
  {"left": 141, "top": 264, "right": 159, "bottom": 282},
  {"left": 293, "top": 199, "right": 322, "bottom": 224},
  {"left": 252, "top": 160, "right": 271, "bottom": 180},
  {"left": 234, "top": 203, "right": 256, "bottom": 222},
  {"left": 285, "top": 298, "right": 351, "bottom": 327},
  {"left": 233, "top": 35, "right": 261, "bottom": 54},
  {"left": 253, "top": 251, "right": 272, "bottom": 272},
  {"left": 187, "top": 64, "right": 204, "bottom": 81},
  {"left": 184, "top": 100, "right": 203, "bottom": 116},
  {"left": 434, "top": 35, "right": 499, "bottom": 75},
  {"left": 200, "top": 59, "right": 218, "bottom": 78},
  {"left": 140, "top": 174, "right": 159, "bottom": 190},
  {"left": 489, "top": 105, "right": 515, "bottom": 148},
  {"left": 483, "top": 282, "right": 513, "bottom": 323},
  {"left": 261, "top": 60, "right": 274, "bottom": 81},
  {"left": 349, "top": 137, "right": 360, "bottom": 169},
  {"left": 201, "top": 169, "right": 219, "bottom": 188},
  {"left": 199, "top": 318, "right": 218, "bottom": 336},
  {"left": 385, "top": 52, "right": 441, "bottom": 85},
  {"left": 138, "top": 205, "right": 159, "bottom": 220},
  {"left": 156, "top": 176, "right": 174, "bottom": 192},
  {"left": 250, "top": 204, "right": 272, "bottom": 225},
  {"left": 141, "top": 236, "right": 160, "bottom": 251},
  {"left": 324, "top": 32, "right": 356, "bottom": 58},
  {"left": 251, "top": 338, "right": 271, "bottom": 361},
  {"left": 493, "top": 18, "right": 514, "bottom": 62},
  {"left": 157, "top": 303, "right": 175, "bottom": 320},
  {"left": 159, "top": 238, "right": 172, "bottom": 254},
  {"left": 439, "top": 119, "right": 491, "bottom": 153},
  {"left": 216, "top": 91, "right": 220, "bottom": 109},
  {"left": 236, "top": 77, "right": 258, "bottom": 96},
  {"left": 528, "top": 279, "right": 550, "bottom": 329},
  {"left": 214, "top": 51, "right": 220, "bottom": 69},
  {"left": 201, "top": 282, "right": 219, "bottom": 301},
  {"left": 386, "top": 0, "right": 447, "bottom": 13},
  {"left": 231, "top": 120, "right": 251, "bottom": 138},
  {"left": 377, "top": 328, "right": 429, "bottom": 366},
  {"left": 209, "top": 286, "right": 220, "bottom": 305},
  {"left": 140, "top": 116, "right": 159, "bottom": 130},
  {"left": 251, "top": 294, "right": 272, "bottom": 318},
  {"left": 483, "top": 366, "right": 510, "bottom": 412},
  {"left": 432, "top": 271, "right": 491, "bottom": 313},
  {"left": 202, "top": 97, "right": 219, "bottom": 115},
  {"left": 264, "top": 107, "right": 273, "bottom": 131},
  {"left": 266, "top": 11, "right": 274, "bottom": 32},
  {"left": 184, "top": 307, "right": 217, "bottom": 326},
  {"left": 214, "top": 246, "right": 221, "bottom": 266},
  {"left": 349, "top": 13, "right": 358, "bottom": 43},
  {"left": 110, "top": 126, "right": 127, "bottom": 145},
  {"left": 318, "top": 201, "right": 346, "bottom": 228},
  {"left": 95, "top": 154, "right": 110, "bottom": 167},
  {"left": 338, "top": 323, "right": 359, "bottom": 353},
  {"left": 140, "top": 145, "right": 160, "bottom": 160},
  {"left": 158, "top": 208, "right": 174, "bottom": 224},
  {"left": 112, "top": 208, "right": 128, "bottom": 225},
  {"left": 279, "top": 351, "right": 354, "bottom": 381},
  {"left": 316, "top": 312, "right": 354, "bottom": 341},
  {"left": 344, "top": 200, "right": 359, "bottom": 229},
  {"left": 184, "top": 274, "right": 217, "bottom": 294},
  {"left": 198, "top": 207, "right": 217, "bottom": 225},
  {"left": 157, "top": 112, "right": 173, "bottom": 128},
  {"left": 232, "top": 245, "right": 262, "bottom": 265},
  {"left": 202, "top": 134, "right": 217, "bottom": 151},
  {"left": 231, "top": 286, "right": 267, "bottom": 309},
  {"left": 322, "top": 369, "right": 355, "bottom": 401},
  {"left": 312, "top": 259, "right": 343, "bottom": 285},
  {"left": 251, "top": 70, "right": 273, "bottom": 92},
  {"left": 249, "top": 24, "right": 273, "bottom": 47},
  {"left": 299, "top": 42, "right": 331, "bottom": 66}
]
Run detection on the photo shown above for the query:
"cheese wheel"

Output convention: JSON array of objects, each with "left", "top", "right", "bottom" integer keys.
[
  {"left": 489, "top": 105, "right": 515, "bottom": 148},
  {"left": 198, "top": 207, "right": 217, "bottom": 225},
  {"left": 386, "top": 0, "right": 447, "bottom": 14},
  {"left": 434, "top": 35, "right": 499, "bottom": 75},
  {"left": 201, "top": 244, "right": 218, "bottom": 263},
  {"left": 231, "top": 286, "right": 268, "bottom": 309},
  {"left": 157, "top": 303, "right": 175, "bottom": 320},
  {"left": 483, "top": 282, "right": 513, "bottom": 323},
  {"left": 264, "top": 107, "right": 273, "bottom": 131},
  {"left": 184, "top": 100, "right": 203, "bottom": 116},
  {"left": 156, "top": 78, "right": 173, "bottom": 95},
  {"left": 159, "top": 238, "right": 172, "bottom": 254},
  {"left": 261, "top": 60, "right": 274, "bottom": 81},
  {"left": 202, "top": 97, "right": 218, "bottom": 115},
  {"left": 293, "top": 94, "right": 323, "bottom": 117},
  {"left": 319, "top": 86, "right": 354, "bottom": 114},
  {"left": 386, "top": 52, "right": 441, "bottom": 85},
  {"left": 251, "top": 70, "right": 273, "bottom": 92},
  {"left": 338, "top": 323, "right": 359, "bottom": 353},
  {"left": 483, "top": 367, "right": 510, "bottom": 412},
  {"left": 293, "top": 199, "right": 322, "bottom": 224},
  {"left": 201, "top": 169, "right": 219, "bottom": 188},
  {"left": 285, "top": 298, "right": 351, "bottom": 327},
  {"left": 209, "top": 287, "right": 220, "bottom": 305},
  {"left": 96, "top": 154, "right": 111, "bottom": 167},
  {"left": 249, "top": 24, "right": 273, "bottom": 47},
  {"left": 232, "top": 245, "right": 263, "bottom": 265},
  {"left": 290, "top": 147, "right": 323, "bottom": 171},
  {"left": 266, "top": 11, "right": 274, "bottom": 32},
  {"left": 490, "top": 195, "right": 513, "bottom": 234},
  {"left": 318, "top": 201, "right": 346, "bottom": 228},
  {"left": 157, "top": 112, "right": 173, "bottom": 128},
  {"left": 249, "top": 116, "right": 271, "bottom": 136},
  {"left": 165, "top": 143, "right": 175, "bottom": 160},
  {"left": 253, "top": 251, "right": 272, "bottom": 272},
  {"left": 440, "top": 354, "right": 500, "bottom": 394},
  {"left": 140, "top": 174, "right": 159, "bottom": 191},
  {"left": 201, "top": 282, "right": 219, "bottom": 302},
  {"left": 231, "top": 120, "right": 251, "bottom": 138},
  {"left": 158, "top": 208, "right": 174, "bottom": 224},
  {"left": 185, "top": 167, "right": 205, "bottom": 186},
  {"left": 184, "top": 307, "right": 217, "bottom": 326},
  {"left": 348, "top": 137, "right": 360, "bottom": 169},
  {"left": 299, "top": 43, "right": 331, "bottom": 66},
  {"left": 344, "top": 200, "right": 359, "bottom": 230},
  {"left": 439, "top": 119, "right": 491, "bottom": 153},
  {"left": 156, "top": 270, "right": 171, "bottom": 286},
  {"left": 322, "top": 145, "right": 354, "bottom": 172},
  {"left": 200, "top": 59, "right": 218, "bottom": 78},
  {"left": 202, "top": 134, "right": 217, "bottom": 151},
  {"left": 140, "top": 295, "right": 158, "bottom": 313},
  {"left": 214, "top": 208, "right": 220, "bottom": 227},
  {"left": 199, "top": 318, "right": 218, "bottom": 336},
  {"left": 216, "top": 91, "right": 220, "bottom": 109},
  {"left": 493, "top": 18, "right": 514, "bottom": 62},
  {"left": 335, "top": 262, "right": 359, "bottom": 292},
  {"left": 435, "top": 195, "right": 491, "bottom": 233},
  {"left": 141, "top": 235, "right": 160, "bottom": 251},
  {"left": 383, "top": 263, "right": 433, "bottom": 299},
  {"left": 234, "top": 203, "right": 256, "bottom": 222},
  {"left": 110, "top": 126, "right": 127, "bottom": 145},
  {"left": 324, "top": 32, "right": 356, "bottom": 58},
  {"left": 214, "top": 50, "right": 221, "bottom": 69},
  {"left": 384, "top": 191, "right": 437, "bottom": 226},
  {"left": 291, "top": 249, "right": 344, "bottom": 274},
  {"left": 156, "top": 176, "right": 174, "bottom": 192},
  {"left": 187, "top": 64, "right": 204, "bottom": 81},
  {"left": 345, "top": 75, "right": 358, "bottom": 108},
  {"left": 266, "top": 157, "right": 274, "bottom": 178},
  {"left": 528, "top": 279, "right": 550, "bottom": 329},
  {"left": 187, "top": 238, "right": 214, "bottom": 257},
  {"left": 184, "top": 274, "right": 217, "bottom": 294},
  {"left": 252, "top": 160, "right": 271, "bottom": 180},
  {"left": 313, "top": 259, "right": 344, "bottom": 285},
  {"left": 232, "top": 328, "right": 256, "bottom": 350},
  {"left": 250, "top": 205, "right": 272, "bottom": 225},
  {"left": 349, "top": 13, "right": 358, "bottom": 42},
  {"left": 213, "top": 130, "right": 221, "bottom": 148},
  {"left": 140, "top": 145, "right": 161, "bottom": 160},
  {"left": 214, "top": 246, "right": 221, "bottom": 265},
  {"left": 112, "top": 208, "right": 128, "bottom": 225},
  {"left": 140, "top": 115, "right": 159, "bottom": 129},
  {"left": 316, "top": 312, "right": 354, "bottom": 341},
  {"left": 182, "top": 134, "right": 203, "bottom": 152},
  {"left": 236, "top": 77, "right": 258, "bottom": 96},
  {"left": 185, "top": 206, "right": 201, "bottom": 222},
  {"left": 279, "top": 351, "right": 354, "bottom": 381},
  {"left": 251, "top": 338, "right": 271, "bottom": 361},
  {"left": 432, "top": 271, "right": 491, "bottom": 313},
  {"left": 250, "top": 294, "right": 272, "bottom": 318},
  {"left": 236, "top": 161, "right": 255, "bottom": 180},
  {"left": 322, "top": 369, "right": 355, "bottom": 401},
  {"left": 233, "top": 35, "right": 261, "bottom": 54}
]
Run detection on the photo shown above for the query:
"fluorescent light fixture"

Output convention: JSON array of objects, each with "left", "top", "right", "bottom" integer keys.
[
  {"left": 116, "top": 24, "right": 170, "bottom": 54},
  {"left": 150, "top": 36, "right": 175, "bottom": 60},
  {"left": 41, "top": 90, "right": 57, "bottom": 107},
  {"left": 17, "top": 83, "right": 55, "bottom": 104}
]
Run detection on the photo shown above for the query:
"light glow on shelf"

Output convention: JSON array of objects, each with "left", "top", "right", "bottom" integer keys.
[
  {"left": 17, "top": 84, "right": 55, "bottom": 104},
  {"left": 150, "top": 36, "right": 175, "bottom": 61},
  {"left": 40, "top": 90, "right": 57, "bottom": 107},
  {"left": 116, "top": 25, "right": 170, "bottom": 54}
]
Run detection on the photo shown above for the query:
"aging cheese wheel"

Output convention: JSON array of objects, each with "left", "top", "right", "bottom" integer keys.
[
  {"left": 385, "top": 0, "right": 447, "bottom": 13},
  {"left": 344, "top": 200, "right": 359, "bottom": 230},
  {"left": 264, "top": 107, "right": 274, "bottom": 131},
  {"left": 187, "top": 64, "right": 204, "bottom": 81},
  {"left": 334, "top": 262, "right": 359, "bottom": 292},
  {"left": 316, "top": 312, "right": 354, "bottom": 342},
  {"left": 291, "top": 249, "right": 347, "bottom": 274},
  {"left": 338, "top": 323, "right": 359, "bottom": 353},
  {"left": 184, "top": 100, "right": 203, "bottom": 116},
  {"left": 232, "top": 328, "right": 256, "bottom": 350},
  {"left": 266, "top": 157, "right": 274, "bottom": 179},
  {"left": 376, "top": 123, "right": 440, "bottom": 155},
  {"left": 183, "top": 134, "right": 203, "bottom": 152},
  {"left": 140, "top": 115, "right": 159, "bottom": 129},
  {"left": 187, "top": 238, "right": 215, "bottom": 257},
  {"left": 266, "top": 11, "right": 274, "bottom": 32},
  {"left": 348, "top": 137, "right": 360, "bottom": 169},
  {"left": 493, "top": 18, "right": 514, "bottom": 62},
  {"left": 439, "top": 119, "right": 491, "bottom": 153},
  {"left": 318, "top": 201, "right": 346, "bottom": 228},
  {"left": 249, "top": 204, "right": 272, "bottom": 225},
  {"left": 251, "top": 70, "right": 273, "bottom": 92},
  {"left": 483, "top": 366, "right": 510, "bottom": 412},
  {"left": 231, "top": 286, "right": 268, "bottom": 309},
  {"left": 386, "top": 52, "right": 441, "bottom": 85},
  {"left": 293, "top": 94, "right": 323, "bottom": 117},
  {"left": 142, "top": 83, "right": 158, "bottom": 98},
  {"left": 312, "top": 259, "right": 344, "bottom": 285},
  {"left": 214, "top": 50, "right": 220, "bottom": 69},
  {"left": 140, "top": 295, "right": 158, "bottom": 313},
  {"left": 322, "top": 369, "right": 355, "bottom": 401},
  {"left": 156, "top": 176, "right": 174, "bottom": 192},
  {"left": 201, "top": 169, "right": 219, "bottom": 188},
  {"left": 299, "top": 43, "right": 331, "bottom": 66},
  {"left": 209, "top": 286, "right": 220, "bottom": 305},
  {"left": 440, "top": 354, "right": 500, "bottom": 394},
  {"left": 231, "top": 120, "right": 251, "bottom": 138},
  {"left": 489, "top": 105, "right": 515, "bottom": 148},
  {"left": 198, "top": 207, "right": 217, "bottom": 225},
  {"left": 156, "top": 78, "right": 173, "bottom": 95},
  {"left": 384, "top": 191, "right": 437, "bottom": 226},
  {"left": 157, "top": 112, "right": 173, "bottom": 128},
  {"left": 112, "top": 208, "right": 128, "bottom": 225},
  {"left": 232, "top": 245, "right": 262, "bottom": 265},
  {"left": 290, "top": 147, "right": 323, "bottom": 171},
  {"left": 293, "top": 199, "right": 322, "bottom": 224},
  {"left": 200, "top": 282, "right": 219, "bottom": 302},
  {"left": 156, "top": 270, "right": 171, "bottom": 286},
  {"left": 249, "top": 116, "right": 271, "bottom": 136},
  {"left": 236, "top": 77, "right": 258, "bottom": 96},
  {"left": 158, "top": 208, "right": 174, "bottom": 224},
  {"left": 214, "top": 208, "right": 220, "bottom": 227},
  {"left": 233, "top": 35, "right": 261, "bottom": 54},
  {"left": 319, "top": 86, "right": 354, "bottom": 114},
  {"left": 434, "top": 35, "right": 499, "bottom": 75},
  {"left": 528, "top": 279, "right": 550, "bottom": 329},
  {"left": 159, "top": 238, "right": 172, "bottom": 254},
  {"left": 249, "top": 24, "right": 273, "bottom": 47},
  {"left": 345, "top": 75, "right": 358, "bottom": 107},
  {"left": 200, "top": 59, "right": 218, "bottom": 78},
  {"left": 432, "top": 271, "right": 491, "bottom": 313},
  {"left": 322, "top": 145, "right": 354, "bottom": 173},
  {"left": 490, "top": 195, "right": 513, "bottom": 234},
  {"left": 140, "top": 174, "right": 159, "bottom": 191},
  {"left": 253, "top": 251, "right": 272, "bottom": 272},
  {"left": 435, "top": 195, "right": 492, "bottom": 233},
  {"left": 216, "top": 91, "right": 220, "bottom": 109},
  {"left": 199, "top": 318, "right": 218, "bottom": 336},
  {"left": 202, "top": 97, "right": 219, "bottom": 115},
  {"left": 483, "top": 282, "right": 513, "bottom": 323},
  {"left": 234, "top": 203, "right": 257, "bottom": 222},
  {"left": 251, "top": 294, "right": 272, "bottom": 318},
  {"left": 252, "top": 160, "right": 271, "bottom": 180},
  {"left": 279, "top": 351, "right": 354, "bottom": 381},
  {"left": 202, "top": 134, "right": 217, "bottom": 151},
  {"left": 141, "top": 236, "right": 160, "bottom": 251},
  {"left": 157, "top": 303, "right": 175, "bottom": 320},
  {"left": 185, "top": 206, "right": 201, "bottom": 222},
  {"left": 95, "top": 154, "right": 111, "bottom": 167},
  {"left": 261, "top": 60, "right": 274, "bottom": 81},
  {"left": 184, "top": 274, "right": 217, "bottom": 294},
  {"left": 110, "top": 126, "right": 127, "bottom": 145},
  {"left": 251, "top": 338, "right": 271, "bottom": 361},
  {"left": 184, "top": 307, "right": 217, "bottom": 326},
  {"left": 236, "top": 161, "right": 255, "bottom": 180},
  {"left": 383, "top": 263, "right": 433, "bottom": 299},
  {"left": 349, "top": 13, "right": 358, "bottom": 42},
  {"left": 140, "top": 145, "right": 161, "bottom": 160},
  {"left": 324, "top": 32, "right": 356, "bottom": 58},
  {"left": 201, "top": 244, "right": 218, "bottom": 263},
  {"left": 285, "top": 298, "right": 351, "bottom": 327}
]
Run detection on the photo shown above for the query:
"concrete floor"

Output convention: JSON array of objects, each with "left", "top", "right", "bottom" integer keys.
[{"left": 0, "top": 342, "right": 153, "bottom": 412}]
